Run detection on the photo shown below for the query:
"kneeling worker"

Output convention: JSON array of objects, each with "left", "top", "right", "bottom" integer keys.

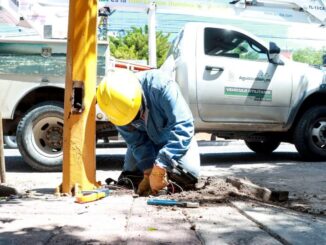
[{"left": 96, "top": 68, "right": 200, "bottom": 195}]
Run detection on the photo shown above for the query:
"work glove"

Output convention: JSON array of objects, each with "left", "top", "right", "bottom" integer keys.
[
  {"left": 149, "top": 165, "right": 168, "bottom": 194},
  {"left": 137, "top": 168, "right": 152, "bottom": 196}
]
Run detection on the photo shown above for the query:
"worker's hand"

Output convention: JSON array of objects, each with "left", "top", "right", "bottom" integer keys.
[
  {"left": 137, "top": 168, "right": 152, "bottom": 196},
  {"left": 149, "top": 165, "right": 168, "bottom": 194}
]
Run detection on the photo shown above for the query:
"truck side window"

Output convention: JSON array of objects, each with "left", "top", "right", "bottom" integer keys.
[
  {"left": 204, "top": 28, "right": 268, "bottom": 62},
  {"left": 0, "top": 54, "right": 106, "bottom": 77}
]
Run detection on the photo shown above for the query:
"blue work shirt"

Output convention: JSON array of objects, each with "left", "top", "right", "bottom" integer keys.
[{"left": 116, "top": 70, "right": 194, "bottom": 171}]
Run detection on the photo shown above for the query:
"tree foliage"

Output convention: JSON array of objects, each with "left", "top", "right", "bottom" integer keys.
[
  {"left": 234, "top": 43, "right": 259, "bottom": 61},
  {"left": 292, "top": 47, "right": 326, "bottom": 66},
  {"left": 109, "top": 26, "right": 170, "bottom": 67}
]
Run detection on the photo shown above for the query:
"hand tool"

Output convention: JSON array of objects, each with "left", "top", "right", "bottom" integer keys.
[
  {"left": 75, "top": 188, "right": 110, "bottom": 204},
  {"left": 147, "top": 199, "right": 199, "bottom": 208}
]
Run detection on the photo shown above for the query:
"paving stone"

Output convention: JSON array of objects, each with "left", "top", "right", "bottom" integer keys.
[
  {"left": 185, "top": 204, "right": 282, "bottom": 245},
  {"left": 232, "top": 201, "right": 326, "bottom": 245},
  {"left": 126, "top": 197, "right": 201, "bottom": 244}
]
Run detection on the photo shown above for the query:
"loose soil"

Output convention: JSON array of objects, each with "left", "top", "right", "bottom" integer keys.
[
  {"left": 108, "top": 176, "right": 325, "bottom": 216},
  {"left": 167, "top": 177, "right": 326, "bottom": 216}
]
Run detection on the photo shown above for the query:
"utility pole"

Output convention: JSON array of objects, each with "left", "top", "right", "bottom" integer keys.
[
  {"left": 148, "top": 1, "right": 157, "bottom": 68},
  {"left": 61, "top": 0, "right": 99, "bottom": 194}
]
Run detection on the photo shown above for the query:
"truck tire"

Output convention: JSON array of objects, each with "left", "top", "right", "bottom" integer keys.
[
  {"left": 245, "top": 139, "right": 280, "bottom": 154},
  {"left": 16, "top": 102, "right": 64, "bottom": 171},
  {"left": 3, "top": 136, "right": 17, "bottom": 149},
  {"left": 294, "top": 106, "right": 326, "bottom": 160}
]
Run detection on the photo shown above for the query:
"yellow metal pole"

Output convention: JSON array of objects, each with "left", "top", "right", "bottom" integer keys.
[{"left": 62, "top": 0, "right": 99, "bottom": 194}]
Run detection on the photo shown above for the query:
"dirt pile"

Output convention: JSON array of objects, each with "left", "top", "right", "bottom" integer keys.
[
  {"left": 103, "top": 176, "right": 325, "bottom": 215},
  {"left": 154, "top": 176, "right": 325, "bottom": 216},
  {"left": 161, "top": 177, "right": 247, "bottom": 205}
]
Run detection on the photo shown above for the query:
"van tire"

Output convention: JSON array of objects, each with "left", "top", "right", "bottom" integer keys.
[
  {"left": 16, "top": 102, "right": 64, "bottom": 171},
  {"left": 294, "top": 106, "right": 326, "bottom": 160}
]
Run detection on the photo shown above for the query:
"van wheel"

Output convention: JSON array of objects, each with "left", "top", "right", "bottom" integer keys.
[
  {"left": 16, "top": 102, "right": 64, "bottom": 171},
  {"left": 294, "top": 106, "right": 326, "bottom": 160},
  {"left": 3, "top": 136, "right": 17, "bottom": 149},
  {"left": 245, "top": 139, "right": 280, "bottom": 154}
]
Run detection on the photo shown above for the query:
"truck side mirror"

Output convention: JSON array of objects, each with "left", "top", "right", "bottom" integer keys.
[
  {"left": 269, "top": 42, "right": 280, "bottom": 54},
  {"left": 268, "top": 42, "right": 284, "bottom": 65}
]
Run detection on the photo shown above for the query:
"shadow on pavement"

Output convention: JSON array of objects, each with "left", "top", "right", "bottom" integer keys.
[
  {"left": 31, "top": 188, "right": 58, "bottom": 195},
  {"left": 0, "top": 225, "right": 97, "bottom": 245},
  {"left": 5, "top": 156, "right": 34, "bottom": 173},
  {"left": 96, "top": 155, "right": 124, "bottom": 170},
  {"left": 201, "top": 151, "right": 303, "bottom": 166},
  {"left": 4, "top": 155, "right": 125, "bottom": 173}
]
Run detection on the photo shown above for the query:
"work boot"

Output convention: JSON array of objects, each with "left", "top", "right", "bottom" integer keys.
[
  {"left": 116, "top": 170, "right": 143, "bottom": 190},
  {"left": 168, "top": 166, "right": 198, "bottom": 191},
  {"left": 0, "top": 185, "right": 19, "bottom": 197}
]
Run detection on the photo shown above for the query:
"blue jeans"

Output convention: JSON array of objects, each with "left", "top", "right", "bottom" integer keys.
[{"left": 123, "top": 137, "right": 200, "bottom": 178}]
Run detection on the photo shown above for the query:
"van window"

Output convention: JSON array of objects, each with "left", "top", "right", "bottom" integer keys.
[
  {"left": 204, "top": 27, "right": 268, "bottom": 62},
  {"left": 0, "top": 54, "right": 106, "bottom": 76}
]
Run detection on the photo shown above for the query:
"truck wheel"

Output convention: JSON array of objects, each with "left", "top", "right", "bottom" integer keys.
[
  {"left": 294, "top": 106, "right": 326, "bottom": 160},
  {"left": 16, "top": 102, "right": 64, "bottom": 171},
  {"left": 3, "top": 136, "right": 17, "bottom": 149},
  {"left": 245, "top": 139, "right": 280, "bottom": 154}
]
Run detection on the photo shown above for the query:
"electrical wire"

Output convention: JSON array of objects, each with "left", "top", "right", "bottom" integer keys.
[
  {"left": 168, "top": 180, "right": 184, "bottom": 193},
  {"left": 116, "top": 177, "right": 136, "bottom": 192},
  {"left": 168, "top": 181, "right": 175, "bottom": 194}
]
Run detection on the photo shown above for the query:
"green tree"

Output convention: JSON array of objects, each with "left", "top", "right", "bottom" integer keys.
[
  {"left": 292, "top": 47, "right": 326, "bottom": 66},
  {"left": 233, "top": 43, "right": 259, "bottom": 61},
  {"left": 109, "top": 26, "right": 170, "bottom": 67}
]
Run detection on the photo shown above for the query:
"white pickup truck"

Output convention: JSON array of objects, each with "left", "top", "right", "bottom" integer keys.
[{"left": 161, "top": 22, "right": 326, "bottom": 160}]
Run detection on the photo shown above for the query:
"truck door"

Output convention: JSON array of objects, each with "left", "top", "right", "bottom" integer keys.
[{"left": 196, "top": 27, "right": 292, "bottom": 124}]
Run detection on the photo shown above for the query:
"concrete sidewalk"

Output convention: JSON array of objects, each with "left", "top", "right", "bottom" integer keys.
[
  {"left": 1, "top": 189, "right": 326, "bottom": 245},
  {"left": 2, "top": 142, "right": 326, "bottom": 244}
]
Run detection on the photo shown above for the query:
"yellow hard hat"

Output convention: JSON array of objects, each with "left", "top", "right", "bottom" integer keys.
[{"left": 96, "top": 69, "right": 142, "bottom": 126}]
